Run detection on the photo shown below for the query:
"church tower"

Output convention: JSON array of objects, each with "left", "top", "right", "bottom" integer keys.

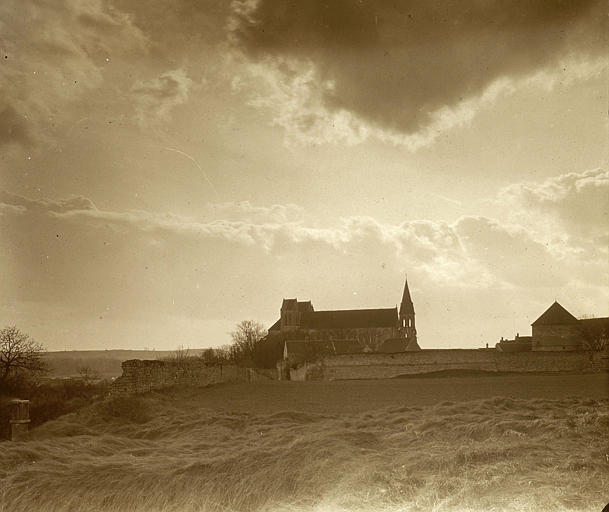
[{"left": 399, "top": 277, "right": 417, "bottom": 343}]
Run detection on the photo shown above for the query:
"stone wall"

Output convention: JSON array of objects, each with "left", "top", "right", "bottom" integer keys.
[
  {"left": 111, "top": 359, "right": 275, "bottom": 395},
  {"left": 289, "top": 349, "right": 609, "bottom": 381}
]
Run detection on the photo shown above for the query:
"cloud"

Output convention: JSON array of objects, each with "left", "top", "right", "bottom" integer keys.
[
  {"left": 0, "top": 106, "right": 32, "bottom": 148},
  {"left": 501, "top": 168, "right": 609, "bottom": 240},
  {"left": 132, "top": 69, "right": 194, "bottom": 127},
  {"left": 207, "top": 201, "right": 304, "bottom": 223},
  {"left": 231, "top": 0, "right": 606, "bottom": 146},
  {"left": 454, "top": 216, "right": 571, "bottom": 288},
  {"left": 0, "top": 190, "right": 96, "bottom": 214},
  {"left": 0, "top": 0, "right": 148, "bottom": 147}
]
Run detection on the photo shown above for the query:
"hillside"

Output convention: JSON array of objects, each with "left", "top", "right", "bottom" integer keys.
[{"left": 1, "top": 374, "right": 608, "bottom": 512}]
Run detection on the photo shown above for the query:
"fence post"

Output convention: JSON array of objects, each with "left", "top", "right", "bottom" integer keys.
[{"left": 8, "top": 399, "right": 30, "bottom": 441}]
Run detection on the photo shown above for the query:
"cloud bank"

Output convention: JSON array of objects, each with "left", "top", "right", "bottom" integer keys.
[
  {"left": 2, "top": 168, "right": 606, "bottom": 349},
  {"left": 2, "top": 167, "right": 605, "bottom": 300}
]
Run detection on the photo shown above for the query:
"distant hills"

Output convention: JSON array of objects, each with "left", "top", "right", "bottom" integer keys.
[{"left": 43, "top": 349, "right": 207, "bottom": 378}]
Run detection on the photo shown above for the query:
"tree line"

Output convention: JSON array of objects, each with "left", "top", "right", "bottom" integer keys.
[{"left": 198, "top": 320, "right": 283, "bottom": 369}]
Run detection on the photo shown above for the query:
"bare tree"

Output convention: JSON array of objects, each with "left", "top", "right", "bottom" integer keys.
[
  {"left": 201, "top": 347, "right": 230, "bottom": 365},
  {"left": 172, "top": 345, "right": 191, "bottom": 363},
  {"left": 0, "top": 326, "right": 47, "bottom": 387},
  {"left": 160, "top": 345, "right": 192, "bottom": 366},
  {"left": 230, "top": 320, "right": 267, "bottom": 365},
  {"left": 581, "top": 324, "right": 609, "bottom": 351}
]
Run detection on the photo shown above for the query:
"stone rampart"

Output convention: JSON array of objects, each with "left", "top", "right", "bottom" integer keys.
[
  {"left": 290, "top": 349, "right": 609, "bottom": 381},
  {"left": 111, "top": 359, "right": 275, "bottom": 395}
]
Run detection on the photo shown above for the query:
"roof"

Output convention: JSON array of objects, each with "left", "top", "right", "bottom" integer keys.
[
  {"left": 300, "top": 308, "right": 398, "bottom": 329},
  {"left": 579, "top": 317, "right": 609, "bottom": 329},
  {"left": 532, "top": 302, "right": 579, "bottom": 326},
  {"left": 400, "top": 278, "right": 415, "bottom": 315},
  {"left": 268, "top": 318, "right": 281, "bottom": 332}
]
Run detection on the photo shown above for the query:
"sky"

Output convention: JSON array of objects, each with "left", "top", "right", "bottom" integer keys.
[{"left": 1, "top": 0, "right": 607, "bottom": 351}]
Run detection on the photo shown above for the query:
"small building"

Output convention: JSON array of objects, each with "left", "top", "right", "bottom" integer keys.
[
  {"left": 495, "top": 301, "right": 609, "bottom": 352},
  {"left": 531, "top": 302, "right": 583, "bottom": 351},
  {"left": 515, "top": 301, "right": 609, "bottom": 351},
  {"left": 496, "top": 334, "right": 532, "bottom": 352}
]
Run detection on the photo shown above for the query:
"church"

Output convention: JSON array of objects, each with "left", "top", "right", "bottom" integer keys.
[{"left": 268, "top": 278, "right": 421, "bottom": 366}]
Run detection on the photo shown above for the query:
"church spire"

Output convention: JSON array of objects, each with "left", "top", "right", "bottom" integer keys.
[
  {"left": 399, "top": 276, "right": 417, "bottom": 343},
  {"left": 400, "top": 276, "right": 414, "bottom": 316}
]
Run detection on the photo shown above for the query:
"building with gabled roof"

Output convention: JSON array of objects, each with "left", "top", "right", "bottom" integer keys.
[
  {"left": 532, "top": 301, "right": 587, "bottom": 351},
  {"left": 498, "top": 301, "right": 609, "bottom": 352}
]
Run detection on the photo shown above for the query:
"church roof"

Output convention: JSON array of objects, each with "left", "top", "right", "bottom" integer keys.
[
  {"left": 268, "top": 318, "right": 281, "bottom": 331},
  {"left": 300, "top": 308, "right": 398, "bottom": 329},
  {"left": 532, "top": 302, "right": 579, "bottom": 326}
]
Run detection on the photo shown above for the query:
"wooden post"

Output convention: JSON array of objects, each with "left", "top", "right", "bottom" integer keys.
[{"left": 8, "top": 399, "right": 30, "bottom": 441}]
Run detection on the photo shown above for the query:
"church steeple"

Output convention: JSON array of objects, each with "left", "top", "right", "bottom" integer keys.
[
  {"left": 400, "top": 277, "right": 414, "bottom": 316},
  {"left": 399, "top": 276, "right": 416, "bottom": 342}
]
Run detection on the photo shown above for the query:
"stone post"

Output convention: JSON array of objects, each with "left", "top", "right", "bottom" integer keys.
[{"left": 8, "top": 399, "right": 30, "bottom": 441}]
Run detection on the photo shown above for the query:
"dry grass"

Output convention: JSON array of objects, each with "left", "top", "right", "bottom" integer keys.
[{"left": 1, "top": 374, "right": 608, "bottom": 512}]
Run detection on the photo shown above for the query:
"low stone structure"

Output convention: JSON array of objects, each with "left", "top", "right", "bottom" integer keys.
[
  {"left": 111, "top": 359, "right": 276, "bottom": 395},
  {"left": 287, "top": 348, "right": 609, "bottom": 381},
  {"left": 7, "top": 399, "right": 30, "bottom": 441}
]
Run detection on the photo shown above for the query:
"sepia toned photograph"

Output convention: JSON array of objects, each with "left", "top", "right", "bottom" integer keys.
[{"left": 1, "top": 1, "right": 608, "bottom": 511}]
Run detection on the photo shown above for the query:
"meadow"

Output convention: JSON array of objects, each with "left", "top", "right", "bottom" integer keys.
[{"left": 1, "top": 373, "right": 608, "bottom": 512}]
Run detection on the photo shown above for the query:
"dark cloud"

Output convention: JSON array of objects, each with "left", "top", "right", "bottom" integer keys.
[
  {"left": 111, "top": 0, "right": 230, "bottom": 52},
  {"left": 232, "top": 0, "right": 606, "bottom": 136}
]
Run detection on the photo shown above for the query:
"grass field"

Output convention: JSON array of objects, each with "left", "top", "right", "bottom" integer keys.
[{"left": 1, "top": 373, "right": 608, "bottom": 512}]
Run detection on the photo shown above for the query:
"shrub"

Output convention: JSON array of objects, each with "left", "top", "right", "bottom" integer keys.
[{"left": 1, "top": 378, "right": 112, "bottom": 439}]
